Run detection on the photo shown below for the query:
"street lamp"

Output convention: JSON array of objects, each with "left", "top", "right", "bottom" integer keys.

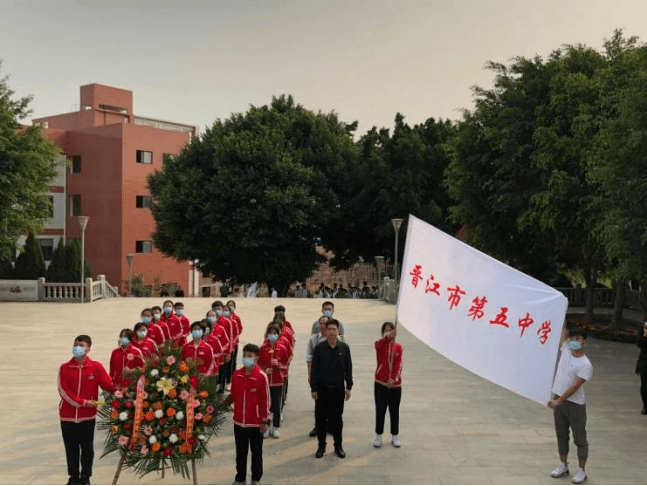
[
  {"left": 126, "top": 253, "right": 134, "bottom": 296},
  {"left": 76, "top": 216, "right": 89, "bottom": 303}
]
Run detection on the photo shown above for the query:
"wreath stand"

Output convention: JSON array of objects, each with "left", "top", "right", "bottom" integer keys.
[{"left": 112, "top": 456, "right": 198, "bottom": 484}]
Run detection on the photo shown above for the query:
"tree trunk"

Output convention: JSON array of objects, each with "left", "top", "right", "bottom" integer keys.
[
  {"left": 609, "top": 279, "right": 626, "bottom": 330},
  {"left": 583, "top": 256, "right": 598, "bottom": 324}
]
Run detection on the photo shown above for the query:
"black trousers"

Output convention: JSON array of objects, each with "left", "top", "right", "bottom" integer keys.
[
  {"left": 218, "top": 363, "right": 227, "bottom": 390},
  {"left": 61, "top": 420, "right": 95, "bottom": 478},
  {"left": 374, "top": 382, "right": 402, "bottom": 435},
  {"left": 316, "top": 385, "right": 345, "bottom": 447},
  {"left": 234, "top": 425, "right": 263, "bottom": 483},
  {"left": 641, "top": 373, "right": 647, "bottom": 410},
  {"left": 228, "top": 344, "right": 239, "bottom": 384},
  {"left": 282, "top": 376, "right": 289, "bottom": 405},
  {"left": 270, "top": 386, "right": 283, "bottom": 427}
]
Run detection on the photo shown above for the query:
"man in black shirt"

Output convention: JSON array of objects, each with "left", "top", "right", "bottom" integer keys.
[{"left": 310, "top": 318, "right": 353, "bottom": 459}]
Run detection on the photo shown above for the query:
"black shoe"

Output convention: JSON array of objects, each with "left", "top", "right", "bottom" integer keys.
[
  {"left": 79, "top": 477, "right": 90, "bottom": 485},
  {"left": 334, "top": 446, "right": 345, "bottom": 458},
  {"left": 642, "top": 408, "right": 647, "bottom": 415},
  {"left": 309, "top": 427, "right": 317, "bottom": 437},
  {"left": 67, "top": 477, "right": 79, "bottom": 485},
  {"left": 315, "top": 445, "right": 325, "bottom": 458}
]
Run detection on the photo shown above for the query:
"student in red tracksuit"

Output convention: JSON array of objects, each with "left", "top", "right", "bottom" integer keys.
[
  {"left": 273, "top": 305, "right": 294, "bottom": 333},
  {"left": 148, "top": 306, "right": 171, "bottom": 347},
  {"left": 222, "top": 344, "right": 270, "bottom": 486},
  {"left": 160, "top": 299, "right": 183, "bottom": 343},
  {"left": 211, "top": 303, "right": 234, "bottom": 389},
  {"left": 227, "top": 300, "right": 243, "bottom": 379},
  {"left": 174, "top": 301, "right": 191, "bottom": 335},
  {"left": 258, "top": 323, "right": 289, "bottom": 439},
  {"left": 132, "top": 322, "right": 156, "bottom": 358},
  {"left": 204, "top": 318, "right": 226, "bottom": 371},
  {"left": 272, "top": 313, "right": 295, "bottom": 408},
  {"left": 181, "top": 322, "right": 215, "bottom": 375},
  {"left": 109, "top": 329, "right": 144, "bottom": 384},
  {"left": 58, "top": 335, "right": 114, "bottom": 485},
  {"left": 214, "top": 301, "right": 236, "bottom": 385},
  {"left": 373, "top": 322, "right": 403, "bottom": 449}
]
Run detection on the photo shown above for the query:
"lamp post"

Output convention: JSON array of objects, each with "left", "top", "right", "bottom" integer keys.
[
  {"left": 76, "top": 216, "right": 89, "bottom": 303},
  {"left": 126, "top": 253, "right": 134, "bottom": 296},
  {"left": 391, "top": 218, "right": 403, "bottom": 325}
]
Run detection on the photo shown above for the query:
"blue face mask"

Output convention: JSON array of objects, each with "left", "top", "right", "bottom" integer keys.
[
  {"left": 569, "top": 341, "right": 583, "bottom": 351},
  {"left": 205, "top": 327, "right": 211, "bottom": 335},
  {"left": 142, "top": 316, "right": 152, "bottom": 324},
  {"left": 215, "top": 309, "right": 223, "bottom": 317},
  {"left": 242, "top": 357, "right": 255, "bottom": 368},
  {"left": 119, "top": 337, "right": 130, "bottom": 346},
  {"left": 175, "top": 309, "right": 183, "bottom": 316},
  {"left": 192, "top": 329, "right": 204, "bottom": 339},
  {"left": 72, "top": 346, "right": 85, "bottom": 357},
  {"left": 268, "top": 334, "right": 279, "bottom": 343},
  {"left": 207, "top": 316, "right": 216, "bottom": 324},
  {"left": 163, "top": 306, "right": 172, "bottom": 315},
  {"left": 223, "top": 310, "right": 230, "bottom": 318},
  {"left": 323, "top": 310, "right": 333, "bottom": 318},
  {"left": 137, "top": 330, "right": 147, "bottom": 339}
]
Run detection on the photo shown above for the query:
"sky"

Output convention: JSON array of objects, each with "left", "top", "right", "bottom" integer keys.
[{"left": 2, "top": 0, "right": 647, "bottom": 136}]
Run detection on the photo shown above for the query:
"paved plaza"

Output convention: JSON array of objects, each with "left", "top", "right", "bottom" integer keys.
[{"left": 0, "top": 298, "right": 645, "bottom": 485}]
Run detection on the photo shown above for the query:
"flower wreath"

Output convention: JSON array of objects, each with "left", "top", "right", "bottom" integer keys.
[{"left": 98, "top": 341, "right": 226, "bottom": 478}]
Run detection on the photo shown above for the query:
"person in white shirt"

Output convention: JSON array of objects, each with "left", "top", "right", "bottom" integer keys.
[
  {"left": 310, "top": 301, "right": 345, "bottom": 340},
  {"left": 547, "top": 326, "right": 593, "bottom": 485}
]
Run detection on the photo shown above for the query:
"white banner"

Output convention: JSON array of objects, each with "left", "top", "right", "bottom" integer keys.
[
  {"left": 397, "top": 215, "right": 567, "bottom": 404},
  {"left": 0, "top": 280, "right": 39, "bottom": 301}
]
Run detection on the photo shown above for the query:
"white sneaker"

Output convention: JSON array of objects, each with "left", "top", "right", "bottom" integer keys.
[
  {"left": 391, "top": 435, "right": 401, "bottom": 448},
  {"left": 551, "top": 463, "right": 569, "bottom": 478},
  {"left": 273, "top": 428, "right": 280, "bottom": 439},
  {"left": 263, "top": 428, "right": 270, "bottom": 439},
  {"left": 373, "top": 435, "right": 382, "bottom": 448},
  {"left": 572, "top": 468, "right": 586, "bottom": 484}
]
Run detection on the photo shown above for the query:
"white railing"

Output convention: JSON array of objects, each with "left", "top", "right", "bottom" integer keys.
[{"left": 36, "top": 275, "right": 120, "bottom": 302}]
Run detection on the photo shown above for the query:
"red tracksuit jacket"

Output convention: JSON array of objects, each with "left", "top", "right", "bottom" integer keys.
[
  {"left": 160, "top": 313, "right": 183, "bottom": 340},
  {"left": 58, "top": 357, "right": 114, "bottom": 422},
  {"left": 231, "top": 313, "right": 243, "bottom": 345},
  {"left": 109, "top": 345, "right": 144, "bottom": 383},
  {"left": 176, "top": 313, "right": 191, "bottom": 335},
  {"left": 131, "top": 336, "right": 156, "bottom": 358},
  {"left": 258, "top": 340, "right": 289, "bottom": 387},
  {"left": 181, "top": 340, "right": 214, "bottom": 375},
  {"left": 206, "top": 333, "right": 225, "bottom": 368},
  {"left": 230, "top": 365, "right": 270, "bottom": 428},
  {"left": 217, "top": 316, "right": 234, "bottom": 353},
  {"left": 374, "top": 335, "right": 403, "bottom": 387},
  {"left": 148, "top": 321, "right": 170, "bottom": 346},
  {"left": 212, "top": 321, "right": 231, "bottom": 355}
]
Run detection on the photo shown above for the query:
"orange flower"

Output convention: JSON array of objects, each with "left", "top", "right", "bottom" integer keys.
[
  {"left": 179, "top": 431, "right": 187, "bottom": 440},
  {"left": 166, "top": 407, "right": 176, "bottom": 417},
  {"left": 203, "top": 414, "right": 212, "bottom": 424},
  {"left": 145, "top": 411, "right": 155, "bottom": 421},
  {"left": 151, "top": 442, "right": 161, "bottom": 452},
  {"left": 153, "top": 402, "right": 163, "bottom": 410},
  {"left": 178, "top": 443, "right": 188, "bottom": 454},
  {"left": 199, "top": 391, "right": 208, "bottom": 398},
  {"left": 163, "top": 430, "right": 170, "bottom": 437},
  {"left": 143, "top": 401, "right": 150, "bottom": 409},
  {"left": 139, "top": 436, "right": 146, "bottom": 444},
  {"left": 168, "top": 389, "right": 177, "bottom": 399},
  {"left": 162, "top": 366, "right": 170, "bottom": 373},
  {"left": 111, "top": 410, "right": 119, "bottom": 419},
  {"left": 178, "top": 362, "right": 189, "bottom": 372}
]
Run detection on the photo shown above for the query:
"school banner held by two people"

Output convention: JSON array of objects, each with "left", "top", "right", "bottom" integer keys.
[{"left": 396, "top": 215, "right": 568, "bottom": 405}]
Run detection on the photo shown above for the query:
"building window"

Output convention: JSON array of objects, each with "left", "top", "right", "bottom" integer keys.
[
  {"left": 136, "top": 196, "right": 152, "bottom": 208},
  {"left": 70, "top": 155, "right": 82, "bottom": 173},
  {"left": 136, "top": 240, "right": 153, "bottom": 253},
  {"left": 39, "top": 238, "right": 54, "bottom": 261},
  {"left": 47, "top": 196, "right": 54, "bottom": 218},
  {"left": 136, "top": 150, "right": 152, "bottom": 164},
  {"left": 70, "top": 195, "right": 82, "bottom": 216}
]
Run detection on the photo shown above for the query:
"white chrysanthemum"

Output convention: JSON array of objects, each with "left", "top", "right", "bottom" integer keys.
[
  {"left": 149, "top": 435, "right": 157, "bottom": 444},
  {"left": 119, "top": 411, "right": 128, "bottom": 421},
  {"left": 169, "top": 433, "right": 178, "bottom": 444},
  {"left": 154, "top": 409, "right": 164, "bottom": 419},
  {"left": 175, "top": 411, "right": 184, "bottom": 421},
  {"left": 197, "top": 434, "right": 206, "bottom": 441},
  {"left": 150, "top": 369, "right": 159, "bottom": 377}
]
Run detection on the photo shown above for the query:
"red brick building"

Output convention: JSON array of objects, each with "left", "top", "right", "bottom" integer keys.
[{"left": 33, "top": 84, "right": 198, "bottom": 295}]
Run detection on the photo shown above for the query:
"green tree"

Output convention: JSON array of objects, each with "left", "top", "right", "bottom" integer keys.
[
  {"left": 45, "top": 239, "right": 67, "bottom": 282},
  {"left": 0, "top": 62, "right": 61, "bottom": 260},
  {"left": 329, "top": 114, "right": 458, "bottom": 269},
  {"left": 0, "top": 256, "right": 13, "bottom": 278},
  {"left": 13, "top": 233, "right": 46, "bottom": 279},
  {"left": 65, "top": 238, "right": 91, "bottom": 282},
  {"left": 148, "top": 95, "right": 358, "bottom": 294}
]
